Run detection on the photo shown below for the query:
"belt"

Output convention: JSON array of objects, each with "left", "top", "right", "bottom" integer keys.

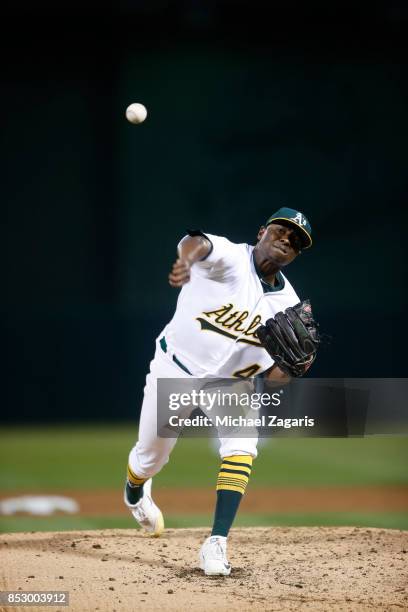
[{"left": 159, "top": 337, "right": 192, "bottom": 375}]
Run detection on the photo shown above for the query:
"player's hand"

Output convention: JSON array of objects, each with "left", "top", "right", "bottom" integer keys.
[{"left": 168, "top": 258, "right": 192, "bottom": 287}]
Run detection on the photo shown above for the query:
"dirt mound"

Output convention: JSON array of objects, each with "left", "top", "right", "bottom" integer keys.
[{"left": 1, "top": 527, "right": 407, "bottom": 611}]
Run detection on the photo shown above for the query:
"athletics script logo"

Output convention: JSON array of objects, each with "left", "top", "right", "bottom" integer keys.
[{"left": 196, "top": 304, "right": 262, "bottom": 346}]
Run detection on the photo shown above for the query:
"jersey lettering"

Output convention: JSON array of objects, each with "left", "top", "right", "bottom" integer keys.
[{"left": 197, "top": 304, "right": 262, "bottom": 346}]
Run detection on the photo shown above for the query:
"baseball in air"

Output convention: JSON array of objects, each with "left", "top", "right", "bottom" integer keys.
[{"left": 125, "top": 103, "right": 147, "bottom": 124}]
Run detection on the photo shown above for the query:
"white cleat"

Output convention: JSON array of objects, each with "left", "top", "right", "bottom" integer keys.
[
  {"left": 124, "top": 478, "right": 164, "bottom": 537},
  {"left": 199, "top": 535, "right": 231, "bottom": 576}
]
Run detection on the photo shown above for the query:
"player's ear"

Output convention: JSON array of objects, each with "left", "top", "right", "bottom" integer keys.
[{"left": 257, "top": 226, "right": 266, "bottom": 242}]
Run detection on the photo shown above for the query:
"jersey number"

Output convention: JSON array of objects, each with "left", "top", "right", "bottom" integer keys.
[{"left": 233, "top": 364, "right": 261, "bottom": 378}]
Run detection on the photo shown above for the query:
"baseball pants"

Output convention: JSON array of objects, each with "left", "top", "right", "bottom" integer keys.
[{"left": 128, "top": 339, "right": 259, "bottom": 480}]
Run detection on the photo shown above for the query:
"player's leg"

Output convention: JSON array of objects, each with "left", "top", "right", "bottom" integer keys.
[
  {"left": 124, "top": 346, "right": 183, "bottom": 534},
  {"left": 199, "top": 436, "right": 258, "bottom": 575},
  {"left": 126, "top": 362, "right": 179, "bottom": 500},
  {"left": 213, "top": 437, "right": 257, "bottom": 538}
]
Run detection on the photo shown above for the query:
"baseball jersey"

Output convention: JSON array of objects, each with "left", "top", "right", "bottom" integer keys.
[{"left": 159, "top": 233, "right": 300, "bottom": 378}]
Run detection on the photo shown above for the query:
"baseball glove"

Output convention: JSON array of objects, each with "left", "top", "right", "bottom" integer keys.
[{"left": 256, "top": 299, "right": 320, "bottom": 377}]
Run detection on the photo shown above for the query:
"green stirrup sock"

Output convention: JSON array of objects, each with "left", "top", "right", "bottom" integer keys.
[
  {"left": 211, "top": 455, "right": 253, "bottom": 537},
  {"left": 211, "top": 490, "right": 243, "bottom": 537}
]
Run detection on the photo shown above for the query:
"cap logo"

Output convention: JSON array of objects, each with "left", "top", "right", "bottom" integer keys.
[{"left": 292, "top": 212, "right": 307, "bottom": 227}]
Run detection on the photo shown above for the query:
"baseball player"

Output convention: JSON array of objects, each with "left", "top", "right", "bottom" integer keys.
[{"left": 124, "top": 207, "right": 319, "bottom": 575}]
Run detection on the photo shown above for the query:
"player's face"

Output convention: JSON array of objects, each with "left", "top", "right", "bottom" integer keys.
[{"left": 256, "top": 223, "right": 301, "bottom": 266}]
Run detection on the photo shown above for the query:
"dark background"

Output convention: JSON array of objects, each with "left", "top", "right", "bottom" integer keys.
[{"left": 3, "top": 1, "right": 407, "bottom": 422}]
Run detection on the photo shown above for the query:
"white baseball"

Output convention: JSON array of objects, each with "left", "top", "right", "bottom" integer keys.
[{"left": 125, "top": 103, "right": 147, "bottom": 125}]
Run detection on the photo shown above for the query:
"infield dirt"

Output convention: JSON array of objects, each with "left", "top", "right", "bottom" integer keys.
[{"left": 1, "top": 527, "right": 408, "bottom": 611}]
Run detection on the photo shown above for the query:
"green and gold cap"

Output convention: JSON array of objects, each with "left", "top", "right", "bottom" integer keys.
[{"left": 265, "top": 207, "right": 312, "bottom": 249}]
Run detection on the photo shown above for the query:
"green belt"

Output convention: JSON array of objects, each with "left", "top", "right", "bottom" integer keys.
[{"left": 160, "top": 337, "right": 192, "bottom": 375}]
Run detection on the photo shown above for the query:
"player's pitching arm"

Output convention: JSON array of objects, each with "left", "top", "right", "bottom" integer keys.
[{"left": 168, "top": 235, "right": 211, "bottom": 287}]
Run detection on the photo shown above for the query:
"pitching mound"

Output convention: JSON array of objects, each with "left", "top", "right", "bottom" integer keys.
[{"left": 1, "top": 527, "right": 407, "bottom": 611}]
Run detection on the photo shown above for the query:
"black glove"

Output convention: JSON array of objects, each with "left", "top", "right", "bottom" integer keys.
[{"left": 256, "top": 300, "right": 320, "bottom": 377}]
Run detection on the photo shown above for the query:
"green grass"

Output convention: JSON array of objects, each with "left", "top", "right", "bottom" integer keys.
[
  {"left": 1, "top": 512, "right": 408, "bottom": 534},
  {"left": 1, "top": 424, "right": 407, "bottom": 533},
  {"left": 0, "top": 424, "right": 407, "bottom": 490}
]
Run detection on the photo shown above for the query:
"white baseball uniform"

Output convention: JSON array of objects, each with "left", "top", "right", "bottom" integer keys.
[{"left": 128, "top": 233, "right": 300, "bottom": 478}]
